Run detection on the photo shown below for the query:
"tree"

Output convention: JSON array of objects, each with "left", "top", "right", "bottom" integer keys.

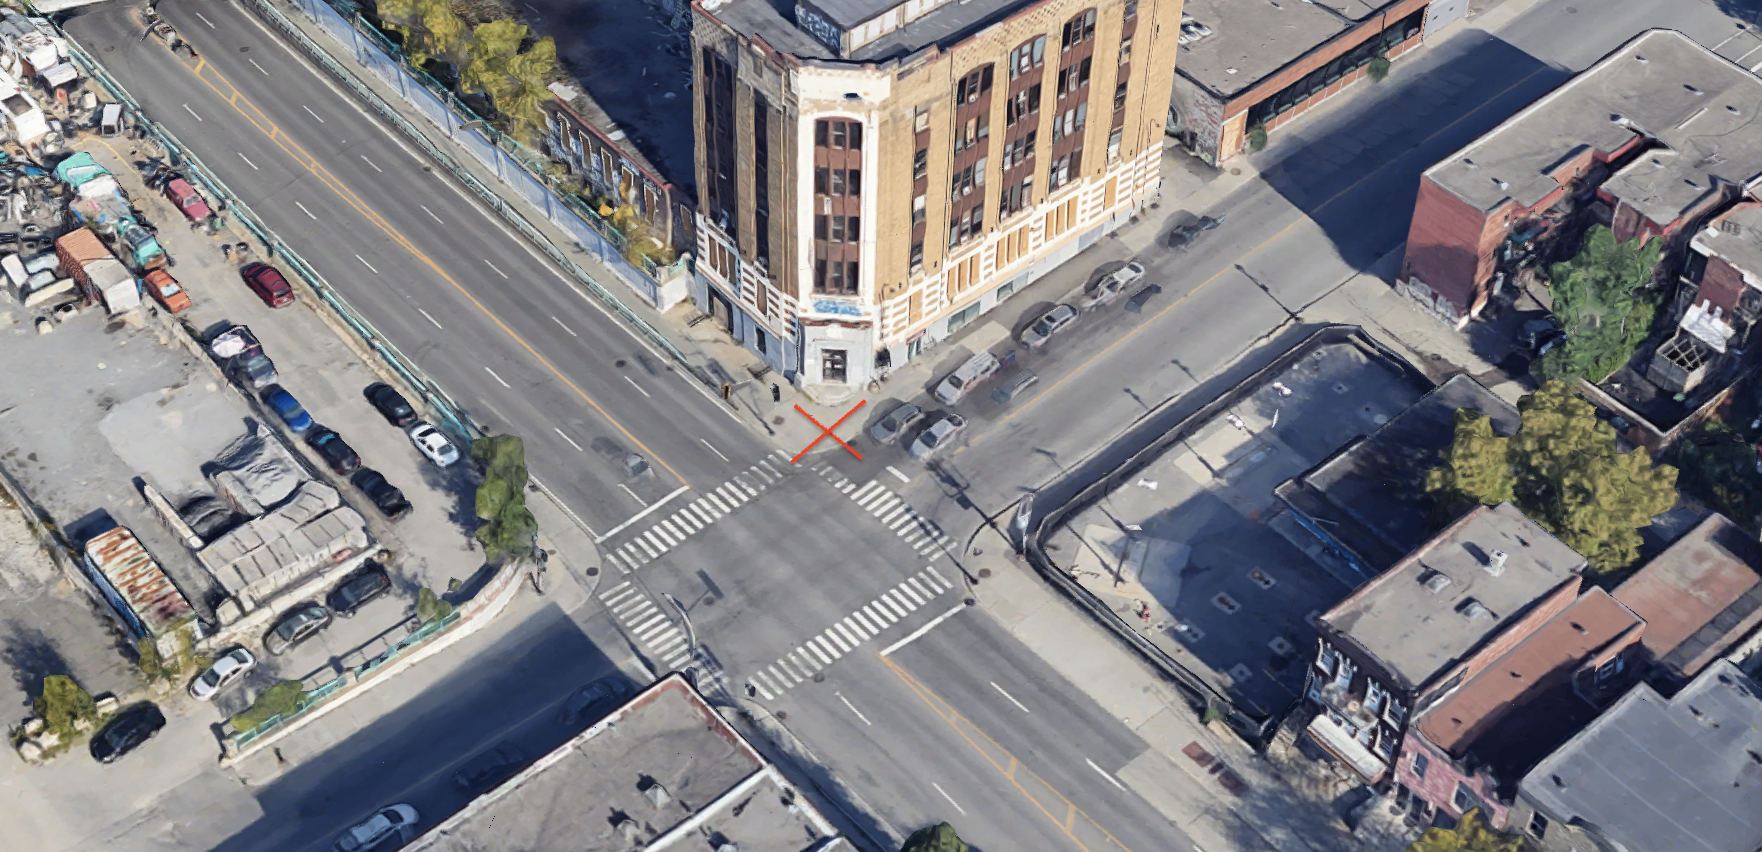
[
  {"left": 500, "top": 36, "right": 557, "bottom": 145},
  {"left": 416, "top": 586, "right": 455, "bottom": 623},
  {"left": 1406, "top": 808, "right": 1524, "bottom": 852},
  {"left": 1671, "top": 421, "right": 1762, "bottom": 526},
  {"left": 230, "top": 681, "right": 307, "bottom": 733},
  {"left": 461, "top": 19, "right": 525, "bottom": 103},
  {"left": 374, "top": 0, "right": 432, "bottom": 66},
  {"left": 34, "top": 675, "right": 98, "bottom": 739},
  {"left": 1533, "top": 225, "right": 1661, "bottom": 382},
  {"left": 1424, "top": 381, "right": 1677, "bottom": 574},
  {"left": 472, "top": 434, "right": 538, "bottom": 564},
  {"left": 1367, "top": 53, "right": 1392, "bottom": 82},
  {"left": 900, "top": 823, "right": 968, "bottom": 852},
  {"left": 418, "top": 0, "right": 470, "bottom": 67}
]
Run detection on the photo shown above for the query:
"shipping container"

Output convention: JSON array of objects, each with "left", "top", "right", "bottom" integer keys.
[{"left": 81, "top": 526, "right": 196, "bottom": 643}]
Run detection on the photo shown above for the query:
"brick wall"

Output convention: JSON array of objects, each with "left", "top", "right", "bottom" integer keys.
[
  {"left": 1394, "top": 731, "right": 1510, "bottom": 828},
  {"left": 1415, "top": 578, "right": 1582, "bottom": 712},
  {"left": 543, "top": 101, "right": 695, "bottom": 256},
  {"left": 1400, "top": 176, "right": 1501, "bottom": 319}
]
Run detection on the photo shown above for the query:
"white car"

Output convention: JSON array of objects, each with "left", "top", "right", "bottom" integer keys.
[
  {"left": 910, "top": 414, "right": 967, "bottom": 459},
  {"left": 335, "top": 804, "right": 419, "bottom": 852},
  {"left": 933, "top": 352, "right": 1001, "bottom": 405},
  {"left": 1021, "top": 304, "right": 1079, "bottom": 349},
  {"left": 1081, "top": 262, "right": 1146, "bottom": 309},
  {"left": 189, "top": 648, "right": 256, "bottom": 701},
  {"left": 408, "top": 422, "right": 460, "bottom": 467}
]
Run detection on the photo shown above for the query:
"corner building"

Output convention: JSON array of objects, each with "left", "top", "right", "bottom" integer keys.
[{"left": 691, "top": 0, "right": 1181, "bottom": 388}]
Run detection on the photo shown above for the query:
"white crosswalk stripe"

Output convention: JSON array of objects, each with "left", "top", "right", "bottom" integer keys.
[
  {"left": 601, "top": 583, "right": 696, "bottom": 674},
  {"left": 815, "top": 472, "right": 955, "bottom": 561},
  {"left": 606, "top": 467, "right": 792, "bottom": 573}
]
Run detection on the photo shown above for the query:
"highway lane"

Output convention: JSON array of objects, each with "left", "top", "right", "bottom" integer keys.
[{"left": 64, "top": 0, "right": 765, "bottom": 535}]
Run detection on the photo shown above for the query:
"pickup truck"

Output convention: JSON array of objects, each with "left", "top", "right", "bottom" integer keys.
[{"left": 209, "top": 324, "right": 278, "bottom": 389}]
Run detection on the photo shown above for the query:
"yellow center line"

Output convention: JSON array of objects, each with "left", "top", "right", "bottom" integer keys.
[
  {"left": 166, "top": 40, "right": 692, "bottom": 489},
  {"left": 883, "top": 656, "right": 1137, "bottom": 852}
]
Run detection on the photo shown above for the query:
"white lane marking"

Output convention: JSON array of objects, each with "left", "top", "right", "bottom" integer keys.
[
  {"left": 552, "top": 316, "right": 577, "bottom": 336},
  {"left": 293, "top": 201, "right": 318, "bottom": 220},
  {"left": 182, "top": 104, "right": 203, "bottom": 122},
  {"left": 879, "top": 602, "right": 970, "bottom": 657},
  {"left": 485, "top": 367, "right": 510, "bottom": 389},
  {"left": 837, "top": 692, "right": 873, "bottom": 726},
  {"left": 355, "top": 255, "right": 380, "bottom": 274},
  {"left": 248, "top": 58, "right": 269, "bottom": 75},
  {"left": 237, "top": 152, "right": 259, "bottom": 170},
  {"left": 990, "top": 682, "right": 1031, "bottom": 713},
  {"left": 485, "top": 260, "right": 509, "bottom": 279},
  {"left": 851, "top": 609, "right": 880, "bottom": 634},
  {"left": 417, "top": 309, "right": 444, "bottom": 330},
  {"left": 896, "top": 582, "right": 927, "bottom": 607},
  {"left": 194, "top": 11, "right": 217, "bottom": 28},
  {"left": 822, "top": 630, "right": 852, "bottom": 655},
  {"left": 701, "top": 439, "right": 730, "bottom": 463},
  {"left": 618, "top": 484, "right": 648, "bottom": 506},
  {"left": 833, "top": 622, "right": 862, "bottom": 647},
  {"left": 420, "top": 204, "right": 444, "bottom": 224},
  {"left": 804, "top": 643, "right": 833, "bottom": 666},
  {"left": 1087, "top": 759, "right": 1128, "bottom": 792},
  {"left": 841, "top": 616, "right": 869, "bottom": 640},
  {"left": 361, "top": 155, "right": 384, "bottom": 173},
  {"left": 593, "top": 485, "right": 690, "bottom": 542},
  {"left": 931, "top": 782, "right": 967, "bottom": 816},
  {"left": 622, "top": 376, "right": 651, "bottom": 398},
  {"left": 302, "top": 104, "right": 325, "bottom": 123},
  {"left": 887, "top": 465, "right": 911, "bottom": 484},
  {"left": 553, "top": 428, "right": 585, "bottom": 452}
]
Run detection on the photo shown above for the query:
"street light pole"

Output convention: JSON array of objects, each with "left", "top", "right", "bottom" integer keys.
[{"left": 662, "top": 592, "right": 697, "bottom": 660}]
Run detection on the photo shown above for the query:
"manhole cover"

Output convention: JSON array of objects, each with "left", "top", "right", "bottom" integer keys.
[
  {"left": 240, "top": 46, "right": 251, "bottom": 52},
  {"left": 585, "top": 566, "right": 599, "bottom": 576},
  {"left": 812, "top": 673, "right": 826, "bottom": 683},
  {"left": 775, "top": 711, "right": 788, "bottom": 720},
  {"left": 105, "top": 46, "right": 114, "bottom": 52},
  {"left": 772, "top": 416, "right": 785, "bottom": 425},
  {"left": 614, "top": 359, "right": 627, "bottom": 368},
  {"left": 1230, "top": 168, "right": 1241, "bottom": 175},
  {"left": 978, "top": 568, "right": 992, "bottom": 578},
  {"left": 423, "top": 166, "right": 433, "bottom": 172}
]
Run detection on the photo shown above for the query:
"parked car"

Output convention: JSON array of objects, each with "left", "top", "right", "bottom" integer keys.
[
  {"left": 911, "top": 414, "right": 967, "bottom": 459},
  {"left": 351, "top": 469, "right": 412, "bottom": 521},
  {"left": 1081, "top": 262, "right": 1146, "bottom": 309},
  {"left": 241, "top": 261, "right": 295, "bottom": 308},
  {"left": 408, "top": 422, "right": 460, "bottom": 468},
  {"left": 452, "top": 743, "right": 528, "bottom": 792},
  {"left": 1166, "top": 215, "right": 1222, "bottom": 251},
  {"left": 189, "top": 647, "right": 257, "bottom": 701},
  {"left": 142, "top": 269, "right": 190, "bottom": 313},
  {"left": 334, "top": 804, "right": 419, "bottom": 852},
  {"left": 164, "top": 177, "right": 212, "bottom": 225},
  {"left": 869, "top": 402, "right": 924, "bottom": 445},
  {"left": 261, "top": 385, "right": 313, "bottom": 433},
  {"left": 558, "top": 677, "right": 635, "bottom": 728},
  {"left": 933, "top": 352, "right": 1002, "bottom": 405},
  {"left": 1021, "top": 304, "right": 1079, "bottom": 350},
  {"left": 264, "top": 603, "right": 331, "bottom": 656},
  {"left": 328, "top": 563, "right": 392, "bottom": 617},
  {"left": 89, "top": 704, "right": 165, "bottom": 763},
  {"left": 306, "top": 427, "right": 362, "bottom": 474},
  {"left": 364, "top": 383, "right": 417, "bottom": 427},
  {"left": 210, "top": 324, "right": 278, "bottom": 389}
]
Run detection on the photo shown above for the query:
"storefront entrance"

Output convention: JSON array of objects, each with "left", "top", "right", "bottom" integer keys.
[{"left": 821, "top": 348, "right": 848, "bottom": 384}]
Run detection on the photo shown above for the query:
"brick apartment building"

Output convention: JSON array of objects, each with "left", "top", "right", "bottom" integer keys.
[
  {"left": 543, "top": 99, "right": 696, "bottom": 264},
  {"left": 690, "top": 0, "right": 1180, "bottom": 387},
  {"left": 1398, "top": 29, "right": 1762, "bottom": 328},
  {"left": 1166, "top": 0, "right": 1466, "bottom": 166}
]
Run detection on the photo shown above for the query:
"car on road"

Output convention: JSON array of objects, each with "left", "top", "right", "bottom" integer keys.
[
  {"left": 328, "top": 563, "right": 392, "bottom": 617},
  {"left": 1166, "top": 215, "right": 1222, "bottom": 251},
  {"left": 933, "top": 351, "right": 1001, "bottom": 405},
  {"left": 558, "top": 677, "right": 635, "bottom": 728},
  {"left": 334, "top": 804, "right": 419, "bottom": 852},
  {"left": 408, "top": 422, "right": 460, "bottom": 468},
  {"left": 364, "top": 383, "right": 417, "bottom": 427},
  {"left": 351, "top": 469, "right": 412, "bottom": 521},
  {"left": 240, "top": 262, "right": 295, "bottom": 309},
  {"left": 261, "top": 385, "right": 313, "bottom": 433},
  {"left": 264, "top": 603, "right": 331, "bottom": 656},
  {"left": 164, "top": 177, "right": 212, "bottom": 225},
  {"left": 306, "top": 427, "right": 362, "bottom": 474},
  {"left": 869, "top": 402, "right": 924, "bottom": 445},
  {"left": 1021, "top": 304, "right": 1079, "bottom": 350},
  {"left": 189, "top": 647, "right": 257, "bottom": 701},
  {"left": 911, "top": 413, "right": 967, "bottom": 459},
  {"left": 1080, "top": 262, "right": 1146, "bottom": 309},
  {"left": 452, "top": 743, "right": 528, "bottom": 792},
  {"left": 89, "top": 704, "right": 165, "bottom": 764}
]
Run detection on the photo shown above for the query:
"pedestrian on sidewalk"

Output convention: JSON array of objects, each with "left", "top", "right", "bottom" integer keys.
[{"left": 771, "top": 383, "right": 780, "bottom": 403}]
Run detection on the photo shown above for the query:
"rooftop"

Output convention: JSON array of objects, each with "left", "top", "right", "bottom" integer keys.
[
  {"left": 1173, "top": 0, "right": 1363, "bottom": 99},
  {"left": 1427, "top": 30, "right": 1762, "bottom": 224},
  {"left": 1614, "top": 513, "right": 1762, "bottom": 682},
  {"left": 1417, "top": 588, "right": 1641, "bottom": 759},
  {"left": 1691, "top": 201, "right": 1762, "bottom": 285},
  {"left": 404, "top": 674, "right": 845, "bottom": 852},
  {"left": 702, "top": 0, "right": 1034, "bottom": 63},
  {"left": 1321, "top": 502, "right": 1586, "bottom": 693},
  {"left": 1520, "top": 660, "right": 1762, "bottom": 852},
  {"left": 1275, "top": 374, "right": 1521, "bottom": 577}
]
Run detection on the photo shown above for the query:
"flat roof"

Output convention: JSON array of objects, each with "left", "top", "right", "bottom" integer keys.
[
  {"left": 1321, "top": 503, "right": 1586, "bottom": 692},
  {"left": 703, "top": 0, "right": 1033, "bottom": 63},
  {"left": 1692, "top": 202, "right": 1762, "bottom": 283},
  {"left": 1614, "top": 513, "right": 1762, "bottom": 681},
  {"left": 1427, "top": 30, "right": 1762, "bottom": 223},
  {"left": 1173, "top": 0, "right": 1353, "bottom": 99},
  {"left": 405, "top": 675, "right": 844, "bottom": 852},
  {"left": 1520, "top": 660, "right": 1762, "bottom": 852}
]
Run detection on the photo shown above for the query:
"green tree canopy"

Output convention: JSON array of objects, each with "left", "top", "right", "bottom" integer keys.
[
  {"left": 901, "top": 823, "right": 968, "bottom": 852},
  {"left": 34, "top": 675, "right": 97, "bottom": 738},
  {"left": 472, "top": 434, "right": 537, "bottom": 563},
  {"left": 1406, "top": 808, "right": 1525, "bottom": 852},
  {"left": 1534, "top": 225, "right": 1661, "bottom": 382},
  {"left": 231, "top": 681, "right": 307, "bottom": 733},
  {"left": 416, "top": 586, "right": 455, "bottom": 623},
  {"left": 1424, "top": 380, "right": 1677, "bottom": 574}
]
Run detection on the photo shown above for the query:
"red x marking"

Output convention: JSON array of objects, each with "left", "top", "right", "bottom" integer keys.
[{"left": 792, "top": 401, "right": 866, "bottom": 462}]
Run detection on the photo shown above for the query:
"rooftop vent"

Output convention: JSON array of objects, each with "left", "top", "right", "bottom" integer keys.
[
  {"left": 1486, "top": 549, "right": 1508, "bottom": 576},
  {"left": 1422, "top": 572, "right": 1454, "bottom": 594},
  {"left": 1463, "top": 157, "right": 1477, "bottom": 169},
  {"left": 1686, "top": 84, "right": 1703, "bottom": 95},
  {"left": 615, "top": 817, "right": 642, "bottom": 843},
  {"left": 1457, "top": 598, "right": 1494, "bottom": 622},
  {"left": 640, "top": 779, "right": 671, "bottom": 809},
  {"left": 1494, "top": 178, "right": 1509, "bottom": 190},
  {"left": 1729, "top": 105, "right": 1742, "bottom": 115}
]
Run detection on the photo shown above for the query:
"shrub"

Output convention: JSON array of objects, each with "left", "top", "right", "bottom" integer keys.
[
  {"left": 1246, "top": 123, "right": 1268, "bottom": 152},
  {"left": 34, "top": 675, "right": 97, "bottom": 739},
  {"left": 230, "top": 681, "right": 308, "bottom": 733},
  {"left": 416, "top": 587, "right": 455, "bottom": 624},
  {"left": 1367, "top": 55, "right": 1391, "bottom": 82}
]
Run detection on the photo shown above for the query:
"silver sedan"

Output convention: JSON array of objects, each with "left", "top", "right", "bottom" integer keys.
[
  {"left": 1021, "top": 304, "right": 1080, "bottom": 349},
  {"left": 910, "top": 414, "right": 968, "bottom": 459},
  {"left": 870, "top": 402, "right": 925, "bottom": 444}
]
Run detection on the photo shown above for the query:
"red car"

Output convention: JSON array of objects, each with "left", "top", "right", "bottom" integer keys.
[
  {"left": 164, "top": 178, "right": 212, "bottom": 224},
  {"left": 241, "top": 262, "right": 295, "bottom": 308}
]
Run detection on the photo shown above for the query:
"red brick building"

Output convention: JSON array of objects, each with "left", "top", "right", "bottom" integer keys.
[{"left": 543, "top": 99, "right": 696, "bottom": 262}]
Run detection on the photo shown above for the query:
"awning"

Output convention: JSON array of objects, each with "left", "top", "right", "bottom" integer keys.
[
  {"left": 1305, "top": 713, "right": 1389, "bottom": 783},
  {"left": 36, "top": 62, "right": 75, "bottom": 88}
]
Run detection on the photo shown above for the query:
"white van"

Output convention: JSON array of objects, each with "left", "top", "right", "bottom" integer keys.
[{"left": 934, "top": 351, "right": 1001, "bottom": 405}]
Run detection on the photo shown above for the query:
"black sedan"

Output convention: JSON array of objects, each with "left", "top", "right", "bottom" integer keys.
[
  {"left": 306, "top": 427, "right": 362, "bottom": 474},
  {"left": 264, "top": 603, "right": 332, "bottom": 656},
  {"left": 365, "top": 383, "right": 417, "bottom": 428},
  {"left": 351, "top": 469, "right": 412, "bottom": 521},
  {"left": 558, "top": 677, "right": 635, "bottom": 728},
  {"left": 328, "top": 563, "right": 393, "bottom": 617},
  {"left": 452, "top": 743, "right": 528, "bottom": 792},
  {"left": 90, "top": 704, "right": 166, "bottom": 763}
]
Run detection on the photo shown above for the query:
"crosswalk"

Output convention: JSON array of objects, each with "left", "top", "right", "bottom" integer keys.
[
  {"left": 606, "top": 458, "right": 791, "bottom": 573},
  {"left": 746, "top": 565, "right": 961, "bottom": 700},
  {"left": 813, "top": 464, "right": 954, "bottom": 561},
  {"left": 599, "top": 580, "right": 695, "bottom": 673}
]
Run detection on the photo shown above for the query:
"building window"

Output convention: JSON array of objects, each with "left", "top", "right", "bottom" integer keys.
[
  {"left": 1411, "top": 753, "right": 1429, "bottom": 779},
  {"left": 1051, "top": 104, "right": 1086, "bottom": 142},
  {"left": 1056, "top": 58, "right": 1092, "bottom": 96},
  {"left": 914, "top": 105, "right": 931, "bottom": 133},
  {"left": 1385, "top": 699, "right": 1407, "bottom": 727},
  {"left": 1119, "top": 36, "right": 1131, "bottom": 66},
  {"left": 1526, "top": 812, "right": 1549, "bottom": 840},
  {"left": 913, "top": 148, "right": 928, "bottom": 179},
  {"left": 1061, "top": 9, "right": 1097, "bottom": 50},
  {"left": 1124, "top": 0, "right": 1136, "bottom": 18},
  {"left": 1365, "top": 681, "right": 1388, "bottom": 716},
  {"left": 1048, "top": 148, "right": 1081, "bottom": 190},
  {"left": 955, "top": 65, "right": 994, "bottom": 104},
  {"left": 1596, "top": 652, "right": 1625, "bottom": 684},
  {"left": 909, "top": 240, "right": 924, "bottom": 273},
  {"left": 947, "top": 301, "right": 982, "bottom": 333},
  {"left": 1373, "top": 730, "right": 1396, "bottom": 761},
  {"left": 1000, "top": 176, "right": 1033, "bottom": 219},
  {"left": 816, "top": 119, "right": 863, "bottom": 150},
  {"left": 1009, "top": 36, "right": 1046, "bottom": 79},
  {"left": 912, "top": 194, "right": 926, "bottom": 226},
  {"left": 1114, "top": 81, "right": 1128, "bottom": 111},
  {"left": 1004, "top": 131, "right": 1036, "bottom": 169},
  {"left": 1452, "top": 782, "right": 1476, "bottom": 814},
  {"left": 1107, "top": 128, "right": 1122, "bottom": 162},
  {"left": 1007, "top": 84, "right": 1043, "bottom": 127},
  {"left": 1332, "top": 656, "right": 1353, "bottom": 690}
]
